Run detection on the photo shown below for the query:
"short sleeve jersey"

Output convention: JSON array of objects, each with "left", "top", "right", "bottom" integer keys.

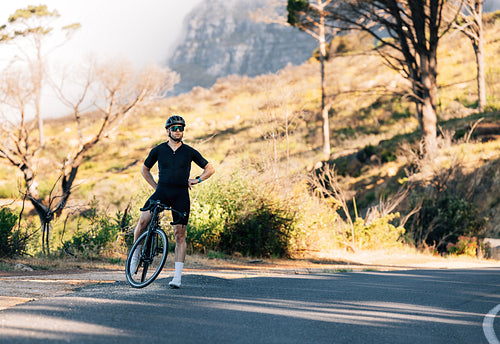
[{"left": 144, "top": 142, "right": 208, "bottom": 187}]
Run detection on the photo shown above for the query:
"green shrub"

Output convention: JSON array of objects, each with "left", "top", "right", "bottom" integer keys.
[
  {"left": 187, "top": 202, "right": 227, "bottom": 252},
  {"left": 446, "top": 236, "right": 478, "bottom": 257},
  {"left": 350, "top": 213, "right": 405, "bottom": 250},
  {"left": 61, "top": 204, "right": 132, "bottom": 259},
  {"left": 0, "top": 208, "right": 29, "bottom": 257},
  {"left": 187, "top": 173, "right": 300, "bottom": 257},
  {"left": 221, "top": 199, "right": 297, "bottom": 257},
  {"left": 406, "top": 194, "right": 486, "bottom": 253}
]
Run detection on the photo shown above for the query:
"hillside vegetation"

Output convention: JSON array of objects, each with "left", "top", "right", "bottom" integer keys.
[{"left": 2, "top": 13, "right": 500, "bottom": 260}]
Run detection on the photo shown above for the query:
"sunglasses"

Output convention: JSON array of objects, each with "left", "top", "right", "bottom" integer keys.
[{"left": 169, "top": 125, "right": 184, "bottom": 132}]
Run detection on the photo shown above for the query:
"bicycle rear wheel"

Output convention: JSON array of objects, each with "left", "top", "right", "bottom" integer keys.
[{"left": 125, "top": 228, "right": 168, "bottom": 288}]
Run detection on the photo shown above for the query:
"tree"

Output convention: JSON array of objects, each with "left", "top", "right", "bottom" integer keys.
[
  {"left": 452, "top": 0, "right": 487, "bottom": 112},
  {"left": 0, "top": 7, "right": 179, "bottom": 254},
  {"left": 287, "top": 0, "right": 341, "bottom": 159},
  {"left": 0, "top": 5, "right": 80, "bottom": 147},
  {"left": 0, "top": 59, "right": 179, "bottom": 254},
  {"left": 333, "top": 0, "right": 464, "bottom": 156}
]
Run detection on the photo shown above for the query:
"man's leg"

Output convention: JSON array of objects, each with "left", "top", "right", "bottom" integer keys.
[
  {"left": 130, "top": 211, "right": 153, "bottom": 273},
  {"left": 169, "top": 224, "right": 187, "bottom": 288},
  {"left": 134, "top": 211, "right": 153, "bottom": 241}
]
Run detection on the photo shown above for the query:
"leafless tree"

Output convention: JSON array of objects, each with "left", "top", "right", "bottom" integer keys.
[
  {"left": 309, "top": 164, "right": 357, "bottom": 250},
  {"left": 0, "top": 4, "right": 179, "bottom": 254},
  {"left": 0, "top": 59, "right": 179, "bottom": 254},
  {"left": 452, "top": 0, "right": 487, "bottom": 112},
  {"left": 0, "top": 5, "right": 80, "bottom": 147}
]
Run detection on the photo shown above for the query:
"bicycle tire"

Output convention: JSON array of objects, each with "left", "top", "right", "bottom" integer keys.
[{"left": 125, "top": 228, "right": 168, "bottom": 288}]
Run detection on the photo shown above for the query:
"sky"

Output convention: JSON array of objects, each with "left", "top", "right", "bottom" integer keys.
[
  {"left": 0, "top": 0, "right": 202, "bottom": 118},
  {"left": 0, "top": 0, "right": 202, "bottom": 67}
]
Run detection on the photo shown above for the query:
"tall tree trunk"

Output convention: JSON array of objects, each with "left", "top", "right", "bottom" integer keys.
[
  {"left": 475, "top": 41, "right": 486, "bottom": 112},
  {"left": 474, "top": 2, "right": 487, "bottom": 112},
  {"left": 419, "top": 97, "right": 438, "bottom": 155},
  {"left": 34, "top": 49, "right": 45, "bottom": 147},
  {"left": 319, "top": 13, "right": 330, "bottom": 159},
  {"left": 416, "top": 49, "right": 438, "bottom": 157}
]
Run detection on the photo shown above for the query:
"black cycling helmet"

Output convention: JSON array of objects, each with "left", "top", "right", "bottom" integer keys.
[{"left": 165, "top": 115, "right": 185, "bottom": 129}]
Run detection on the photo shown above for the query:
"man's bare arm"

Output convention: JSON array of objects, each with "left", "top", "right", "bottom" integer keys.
[
  {"left": 141, "top": 165, "right": 157, "bottom": 190},
  {"left": 188, "top": 163, "right": 215, "bottom": 189},
  {"left": 199, "top": 163, "right": 215, "bottom": 181}
]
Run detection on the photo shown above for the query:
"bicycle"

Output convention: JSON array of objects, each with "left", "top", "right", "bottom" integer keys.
[{"left": 125, "top": 200, "right": 187, "bottom": 288}]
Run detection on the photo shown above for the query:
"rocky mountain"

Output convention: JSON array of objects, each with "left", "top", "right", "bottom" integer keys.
[{"left": 167, "top": 0, "right": 317, "bottom": 94}]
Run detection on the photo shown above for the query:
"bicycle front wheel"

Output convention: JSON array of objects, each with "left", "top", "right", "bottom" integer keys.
[{"left": 125, "top": 228, "right": 168, "bottom": 288}]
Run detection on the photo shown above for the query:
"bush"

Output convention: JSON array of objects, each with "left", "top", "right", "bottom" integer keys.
[
  {"left": 351, "top": 213, "right": 405, "bottom": 250},
  {"left": 0, "top": 208, "right": 29, "bottom": 257},
  {"left": 187, "top": 172, "right": 300, "bottom": 257},
  {"left": 61, "top": 203, "right": 132, "bottom": 259},
  {"left": 446, "top": 236, "right": 478, "bottom": 257},
  {"left": 406, "top": 193, "right": 486, "bottom": 253},
  {"left": 187, "top": 202, "right": 227, "bottom": 253},
  {"left": 220, "top": 199, "right": 297, "bottom": 257}
]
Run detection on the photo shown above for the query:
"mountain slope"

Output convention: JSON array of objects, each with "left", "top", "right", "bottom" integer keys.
[{"left": 168, "top": 0, "right": 317, "bottom": 94}]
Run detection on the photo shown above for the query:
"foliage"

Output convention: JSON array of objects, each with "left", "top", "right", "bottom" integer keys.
[
  {"left": 287, "top": 0, "right": 310, "bottom": 26},
  {"left": 310, "top": 164, "right": 408, "bottom": 251},
  {"left": 407, "top": 194, "right": 486, "bottom": 253},
  {"left": 186, "top": 172, "right": 300, "bottom": 258},
  {"left": 60, "top": 202, "right": 132, "bottom": 259},
  {"left": 446, "top": 236, "right": 478, "bottom": 257},
  {"left": 187, "top": 201, "right": 227, "bottom": 253},
  {"left": 1, "top": 5, "right": 500, "bottom": 260},
  {"left": 0, "top": 208, "right": 30, "bottom": 257},
  {"left": 405, "top": 160, "right": 488, "bottom": 253},
  {"left": 350, "top": 213, "right": 405, "bottom": 250},
  {"left": 221, "top": 198, "right": 297, "bottom": 258}
]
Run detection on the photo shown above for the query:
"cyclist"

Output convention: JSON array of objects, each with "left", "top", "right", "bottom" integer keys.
[{"left": 131, "top": 115, "right": 215, "bottom": 288}]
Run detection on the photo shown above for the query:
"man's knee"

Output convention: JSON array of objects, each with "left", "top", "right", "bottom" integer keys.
[
  {"left": 137, "top": 212, "right": 152, "bottom": 229},
  {"left": 173, "top": 225, "right": 187, "bottom": 241}
]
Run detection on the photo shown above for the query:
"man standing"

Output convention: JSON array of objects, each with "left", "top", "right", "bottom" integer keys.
[{"left": 131, "top": 115, "right": 215, "bottom": 288}]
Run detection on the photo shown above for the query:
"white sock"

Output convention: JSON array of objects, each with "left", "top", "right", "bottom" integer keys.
[
  {"left": 134, "top": 245, "right": 142, "bottom": 258},
  {"left": 173, "top": 262, "right": 184, "bottom": 281}
]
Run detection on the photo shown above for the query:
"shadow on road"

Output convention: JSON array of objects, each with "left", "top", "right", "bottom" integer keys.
[{"left": 1, "top": 268, "right": 499, "bottom": 344}]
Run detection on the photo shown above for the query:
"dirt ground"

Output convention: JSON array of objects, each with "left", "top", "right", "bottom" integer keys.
[{"left": 1, "top": 250, "right": 498, "bottom": 311}]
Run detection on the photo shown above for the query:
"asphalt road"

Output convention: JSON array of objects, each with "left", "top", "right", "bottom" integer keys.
[{"left": 1, "top": 268, "right": 499, "bottom": 344}]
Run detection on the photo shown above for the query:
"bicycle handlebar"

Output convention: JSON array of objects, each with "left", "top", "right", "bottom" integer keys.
[{"left": 140, "top": 200, "right": 188, "bottom": 225}]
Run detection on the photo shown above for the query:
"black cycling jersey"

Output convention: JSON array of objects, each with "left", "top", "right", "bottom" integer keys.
[
  {"left": 144, "top": 142, "right": 208, "bottom": 187},
  {"left": 142, "top": 141, "right": 209, "bottom": 225}
]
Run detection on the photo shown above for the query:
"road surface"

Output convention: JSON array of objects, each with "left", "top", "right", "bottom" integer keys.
[{"left": 1, "top": 268, "right": 499, "bottom": 343}]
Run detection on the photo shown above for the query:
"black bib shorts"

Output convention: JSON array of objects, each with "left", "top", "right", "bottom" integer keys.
[{"left": 143, "top": 184, "right": 190, "bottom": 225}]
